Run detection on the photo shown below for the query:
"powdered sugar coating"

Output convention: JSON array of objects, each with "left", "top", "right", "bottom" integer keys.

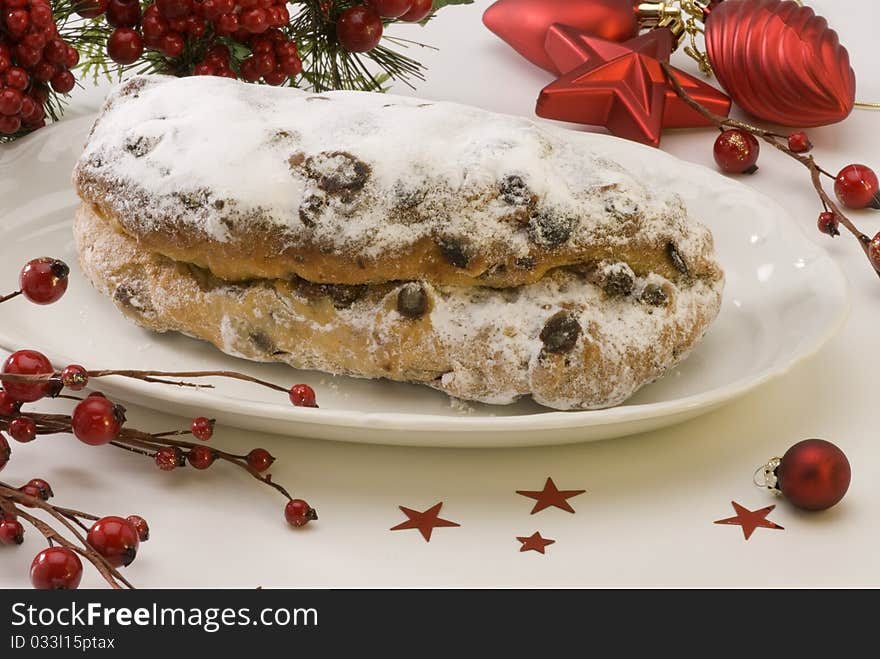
[{"left": 74, "top": 75, "right": 710, "bottom": 274}]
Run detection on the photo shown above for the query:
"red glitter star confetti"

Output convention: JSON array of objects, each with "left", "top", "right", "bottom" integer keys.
[
  {"left": 516, "top": 477, "right": 586, "bottom": 514},
  {"left": 714, "top": 501, "right": 784, "bottom": 540},
  {"left": 536, "top": 25, "right": 731, "bottom": 146},
  {"left": 516, "top": 532, "right": 556, "bottom": 554},
  {"left": 390, "top": 502, "right": 460, "bottom": 542}
]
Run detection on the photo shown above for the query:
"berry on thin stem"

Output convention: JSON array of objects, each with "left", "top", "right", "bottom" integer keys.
[
  {"left": 336, "top": 6, "right": 383, "bottom": 53},
  {"left": 1, "top": 350, "right": 54, "bottom": 403},
  {"left": 191, "top": 416, "right": 213, "bottom": 441},
  {"left": 26, "top": 478, "right": 53, "bottom": 500},
  {"left": 61, "top": 365, "right": 88, "bottom": 391},
  {"left": 868, "top": 232, "right": 880, "bottom": 273},
  {"left": 155, "top": 446, "right": 182, "bottom": 471},
  {"left": 0, "top": 518, "right": 24, "bottom": 545},
  {"left": 834, "top": 164, "right": 880, "bottom": 210},
  {"left": 713, "top": 129, "right": 760, "bottom": 174},
  {"left": 30, "top": 547, "right": 83, "bottom": 590},
  {"left": 87, "top": 516, "right": 139, "bottom": 567},
  {"left": 187, "top": 445, "right": 215, "bottom": 470},
  {"left": 126, "top": 515, "right": 149, "bottom": 542},
  {"left": 817, "top": 211, "right": 839, "bottom": 237},
  {"left": 787, "top": 131, "right": 812, "bottom": 153},
  {"left": 8, "top": 417, "right": 36, "bottom": 443},
  {"left": 246, "top": 448, "right": 274, "bottom": 472},
  {"left": 284, "top": 498, "right": 317, "bottom": 527},
  {"left": 0, "top": 434, "right": 10, "bottom": 472},
  {"left": 72, "top": 395, "right": 125, "bottom": 446},
  {"left": 19, "top": 258, "right": 69, "bottom": 305},
  {"left": 289, "top": 383, "right": 318, "bottom": 408}
]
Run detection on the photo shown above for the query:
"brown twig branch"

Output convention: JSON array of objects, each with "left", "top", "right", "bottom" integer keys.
[{"left": 661, "top": 61, "right": 878, "bottom": 277}]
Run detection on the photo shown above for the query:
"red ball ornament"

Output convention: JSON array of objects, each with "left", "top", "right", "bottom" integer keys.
[
  {"left": 834, "top": 164, "right": 880, "bottom": 210},
  {"left": 87, "top": 516, "right": 140, "bottom": 567},
  {"left": 483, "top": 0, "right": 639, "bottom": 72},
  {"left": 705, "top": 0, "right": 855, "bottom": 127},
  {"left": 758, "top": 439, "right": 851, "bottom": 511}
]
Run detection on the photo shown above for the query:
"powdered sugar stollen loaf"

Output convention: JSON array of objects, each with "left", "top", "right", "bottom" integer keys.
[{"left": 73, "top": 75, "right": 724, "bottom": 410}]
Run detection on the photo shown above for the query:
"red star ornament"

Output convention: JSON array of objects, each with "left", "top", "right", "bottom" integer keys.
[
  {"left": 536, "top": 26, "right": 732, "bottom": 146},
  {"left": 390, "top": 502, "right": 460, "bottom": 542},
  {"left": 516, "top": 477, "right": 586, "bottom": 514},
  {"left": 714, "top": 501, "right": 784, "bottom": 541},
  {"left": 517, "top": 532, "right": 556, "bottom": 554}
]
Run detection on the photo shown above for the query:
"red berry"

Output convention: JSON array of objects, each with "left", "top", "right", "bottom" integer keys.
[
  {"left": 0, "top": 390, "right": 19, "bottom": 415},
  {"left": 107, "top": 27, "right": 144, "bottom": 65},
  {"left": 190, "top": 416, "right": 213, "bottom": 441},
  {"left": 33, "top": 61, "right": 57, "bottom": 84},
  {"left": 817, "top": 211, "right": 839, "bottom": 237},
  {"left": 4, "top": 9, "right": 30, "bottom": 34},
  {"left": 65, "top": 46, "right": 80, "bottom": 69},
  {"left": 43, "top": 39, "right": 68, "bottom": 66},
  {"left": 868, "top": 232, "right": 880, "bottom": 273},
  {"left": 246, "top": 447, "right": 274, "bottom": 472},
  {"left": 253, "top": 52, "right": 275, "bottom": 76},
  {"left": 156, "top": 0, "right": 193, "bottom": 19},
  {"left": 367, "top": 0, "right": 413, "bottom": 18},
  {"left": 25, "top": 478, "right": 53, "bottom": 499},
  {"left": 262, "top": 68, "right": 286, "bottom": 86},
  {"left": 0, "top": 53, "right": 10, "bottom": 74},
  {"left": 71, "top": 395, "right": 125, "bottom": 445},
  {"left": 142, "top": 13, "right": 169, "bottom": 41},
  {"left": 187, "top": 444, "right": 215, "bottom": 469},
  {"left": 787, "top": 131, "right": 812, "bottom": 153},
  {"left": 22, "top": 31, "right": 48, "bottom": 52},
  {"left": 185, "top": 15, "right": 205, "bottom": 37},
  {"left": 60, "top": 364, "right": 88, "bottom": 391},
  {"left": 0, "top": 434, "right": 10, "bottom": 472},
  {"left": 239, "top": 57, "right": 260, "bottom": 81},
  {"left": 399, "top": 0, "right": 432, "bottom": 22},
  {"left": 4, "top": 67, "right": 29, "bottom": 90},
  {"left": 154, "top": 446, "right": 182, "bottom": 471},
  {"left": 215, "top": 12, "right": 238, "bottom": 34},
  {"left": 31, "top": 547, "right": 83, "bottom": 589},
  {"left": 0, "top": 114, "right": 21, "bottom": 135},
  {"left": 19, "top": 96, "right": 36, "bottom": 120},
  {"left": 8, "top": 417, "right": 36, "bottom": 443},
  {"left": 193, "top": 61, "right": 214, "bottom": 75},
  {"left": 834, "top": 164, "right": 880, "bottom": 210},
  {"left": 1, "top": 350, "right": 54, "bottom": 403},
  {"left": 278, "top": 54, "right": 302, "bottom": 76},
  {"left": 241, "top": 7, "right": 268, "bottom": 33},
  {"left": 201, "top": 0, "right": 220, "bottom": 19},
  {"left": 75, "top": 0, "right": 109, "bottom": 19},
  {"left": 30, "top": 3, "right": 55, "bottom": 28},
  {"left": 285, "top": 498, "right": 316, "bottom": 527},
  {"left": 161, "top": 32, "right": 185, "bottom": 57},
  {"left": 51, "top": 70, "right": 76, "bottom": 94},
  {"left": 0, "top": 519, "right": 24, "bottom": 545},
  {"left": 713, "top": 129, "right": 760, "bottom": 174},
  {"left": 106, "top": 0, "right": 142, "bottom": 27},
  {"left": 87, "top": 516, "right": 139, "bottom": 567},
  {"left": 0, "top": 88, "right": 23, "bottom": 116},
  {"left": 19, "top": 257, "right": 69, "bottom": 304},
  {"left": 336, "top": 6, "right": 383, "bottom": 53},
  {"left": 289, "top": 383, "right": 317, "bottom": 408},
  {"left": 126, "top": 515, "right": 149, "bottom": 541},
  {"left": 206, "top": 43, "right": 230, "bottom": 61},
  {"left": 19, "top": 483, "right": 46, "bottom": 502},
  {"left": 13, "top": 45, "right": 41, "bottom": 68}
]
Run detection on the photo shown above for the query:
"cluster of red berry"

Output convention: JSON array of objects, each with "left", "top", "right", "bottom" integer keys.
[
  {"left": 335, "top": 0, "right": 433, "bottom": 54},
  {"left": 80, "top": 0, "right": 304, "bottom": 85},
  {"left": 0, "top": 0, "right": 78, "bottom": 136},
  {"left": 712, "top": 127, "right": 880, "bottom": 272},
  {"left": 1, "top": 256, "right": 318, "bottom": 588},
  {"left": 1, "top": 484, "right": 148, "bottom": 589}
]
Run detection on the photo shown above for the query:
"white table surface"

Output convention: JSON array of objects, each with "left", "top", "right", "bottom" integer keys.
[{"left": 2, "top": 0, "right": 879, "bottom": 588}]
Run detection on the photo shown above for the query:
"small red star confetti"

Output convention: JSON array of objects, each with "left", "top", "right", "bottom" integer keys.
[
  {"left": 516, "top": 532, "right": 555, "bottom": 555},
  {"left": 516, "top": 477, "right": 586, "bottom": 514},
  {"left": 714, "top": 501, "right": 784, "bottom": 540},
  {"left": 390, "top": 502, "right": 460, "bottom": 542}
]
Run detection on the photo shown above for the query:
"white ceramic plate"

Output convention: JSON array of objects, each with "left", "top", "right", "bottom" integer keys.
[{"left": 0, "top": 113, "right": 849, "bottom": 447}]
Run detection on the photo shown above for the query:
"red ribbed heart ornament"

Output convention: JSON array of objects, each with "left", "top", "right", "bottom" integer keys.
[{"left": 705, "top": 0, "right": 855, "bottom": 127}]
